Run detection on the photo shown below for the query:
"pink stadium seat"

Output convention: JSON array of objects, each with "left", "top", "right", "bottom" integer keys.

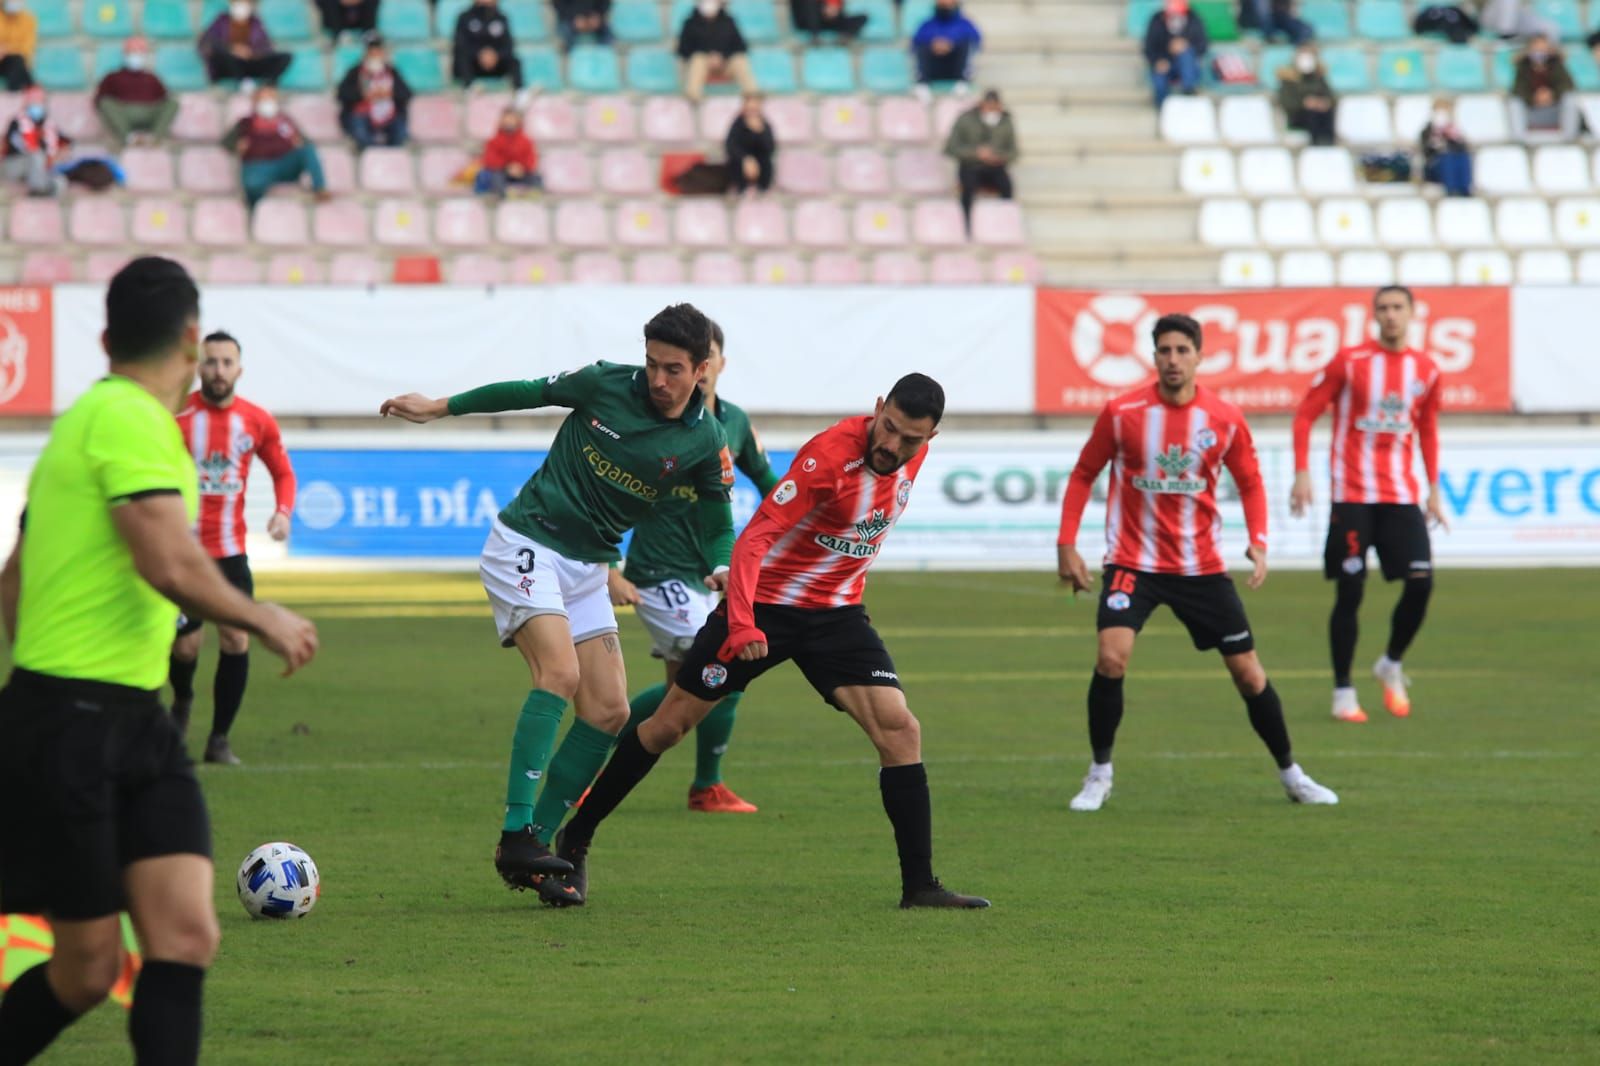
[
  {"left": 674, "top": 199, "right": 729, "bottom": 247},
  {"left": 599, "top": 148, "right": 653, "bottom": 195},
  {"left": 409, "top": 96, "right": 463, "bottom": 144},
  {"left": 47, "top": 92, "right": 98, "bottom": 140},
  {"left": 972, "top": 201, "right": 1025, "bottom": 246},
  {"left": 375, "top": 199, "right": 430, "bottom": 246},
  {"left": 286, "top": 95, "right": 341, "bottom": 143},
  {"left": 509, "top": 254, "right": 565, "bottom": 283},
  {"left": 19, "top": 253, "right": 76, "bottom": 284},
  {"left": 85, "top": 252, "right": 142, "bottom": 283},
  {"left": 132, "top": 198, "right": 188, "bottom": 246},
  {"left": 751, "top": 251, "right": 806, "bottom": 284},
  {"left": 583, "top": 96, "right": 637, "bottom": 142},
  {"left": 360, "top": 147, "right": 415, "bottom": 193},
  {"left": 691, "top": 252, "right": 746, "bottom": 285},
  {"left": 641, "top": 97, "right": 695, "bottom": 143},
  {"left": 793, "top": 200, "right": 848, "bottom": 248},
  {"left": 894, "top": 149, "right": 949, "bottom": 196},
  {"left": 765, "top": 97, "right": 813, "bottom": 143},
  {"left": 929, "top": 251, "right": 984, "bottom": 284},
  {"left": 69, "top": 198, "right": 126, "bottom": 245},
  {"left": 810, "top": 253, "right": 864, "bottom": 284},
  {"left": 265, "top": 254, "right": 326, "bottom": 284},
  {"left": 435, "top": 199, "right": 491, "bottom": 246},
  {"left": 698, "top": 97, "right": 740, "bottom": 140},
  {"left": 313, "top": 200, "right": 370, "bottom": 246},
  {"left": 818, "top": 97, "right": 871, "bottom": 144},
  {"left": 171, "top": 93, "right": 223, "bottom": 142},
  {"left": 121, "top": 147, "right": 175, "bottom": 192},
  {"left": 8, "top": 200, "right": 63, "bottom": 244},
  {"left": 193, "top": 199, "right": 249, "bottom": 245},
  {"left": 991, "top": 251, "right": 1041, "bottom": 283},
  {"left": 775, "top": 149, "right": 829, "bottom": 195},
  {"left": 877, "top": 96, "right": 931, "bottom": 143},
  {"left": 496, "top": 201, "right": 552, "bottom": 246},
  {"left": 554, "top": 200, "right": 608, "bottom": 247},
  {"left": 466, "top": 93, "right": 515, "bottom": 141},
  {"left": 330, "top": 252, "right": 383, "bottom": 285},
  {"left": 871, "top": 252, "right": 926, "bottom": 285},
  {"left": 615, "top": 199, "right": 668, "bottom": 247},
  {"left": 527, "top": 95, "right": 578, "bottom": 142},
  {"left": 223, "top": 93, "right": 252, "bottom": 128},
  {"left": 934, "top": 97, "right": 966, "bottom": 141},
  {"left": 835, "top": 148, "right": 891, "bottom": 195},
  {"left": 852, "top": 201, "right": 908, "bottom": 247},
  {"left": 631, "top": 253, "right": 686, "bottom": 284},
  {"left": 318, "top": 147, "right": 358, "bottom": 194},
  {"left": 912, "top": 201, "right": 967, "bottom": 247},
  {"left": 733, "top": 200, "right": 788, "bottom": 247},
  {"left": 178, "top": 146, "right": 236, "bottom": 193},
  {"left": 448, "top": 255, "right": 509, "bottom": 285},
  {"left": 251, "top": 199, "right": 308, "bottom": 246},
  {"left": 419, "top": 147, "right": 473, "bottom": 193},
  {"left": 205, "top": 255, "right": 265, "bottom": 284},
  {"left": 541, "top": 147, "right": 596, "bottom": 195},
  {"left": 570, "top": 252, "right": 626, "bottom": 283}
]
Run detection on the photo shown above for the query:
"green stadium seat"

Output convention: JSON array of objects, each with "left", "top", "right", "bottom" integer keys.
[
  {"left": 861, "top": 47, "right": 913, "bottom": 93},
  {"left": 749, "top": 47, "right": 798, "bottom": 93},
  {"left": 279, "top": 46, "right": 329, "bottom": 92},
  {"left": 854, "top": 0, "right": 899, "bottom": 42},
  {"left": 568, "top": 44, "right": 622, "bottom": 92},
  {"left": 1354, "top": 0, "right": 1408, "bottom": 41},
  {"left": 669, "top": 0, "right": 696, "bottom": 35},
  {"left": 394, "top": 47, "right": 447, "bottom": 93},
  {"left": 1299, "top": 1, "right": 1351, "bottom": 41},
  {"left": 143, "top": 0, "right": 196, "bottom": 39},
  {"left": 1254, "top": 44, "right": 1295, "bottom": 90},
  {"left": 435, "top": 0, "right": 472, "bottom": 36},
  {"left": 901, "top": 0, "right": 936, "bottom": 36},
  {"left": 92, "top": 42, "right": 125, "bottom": 82},
  {"left": 1192, "top": 1, "right": 1240, "bottom": 42},
  {"left": 33, "top": 4, "right": 73, "bottom": 37},
  {"left": 153, "top": 45, "right": 208, "bottom": 91},
  {"left": 1564, "top": 47, "right": 1600, "bottom": 90},
  {"left": 729, "top": 0, "right": 781, "bottom": 44},
  {"left": 802, "top": 47, "right": 856, "bottom": 92},
  {"left": 503, "top": 0, "right": 548, "bottom": 41},
  {"left": 1434, "top": 47, "right": 1488, "bottom": 91},
  {"left": 514, "top": 47, "right": 560, "bottom": 91},
  {"left": 612, "top": 0, "right": 664, "bottom": 42},
  {"left": 82, "top": 0, "right": 135, "bottom": 38},
  {"left": 1492, "top": 47, "right": 1515, "bottom": 90},
  {"left": 258, "top": 0, "right": 315, "bottom": 42},
  {"left": 335, "top": 43, "right": 365, "bottom": 75},
  {"left": 1378, "top": 46, "right": 1429, "bottom": 92},
  {"left": 1321, "top": 45, "right": 1372, "bottom": 92},
  {"left": 33, "top": 44, "right": 88, "bottom": 90},
  {"left": 376, "top": 0, "right": 433, "bottom": 42},
  {"left": 1531, "top": 0, "right": 1584, "bottom": 40},
  {"left": 626, "top": 47, "right": 680, "bottom": 92}
]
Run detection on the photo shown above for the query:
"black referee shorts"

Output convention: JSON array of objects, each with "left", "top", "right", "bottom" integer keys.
[
  {"left": 675, "top": 602, "right": 902, "bottom": 708},
  {"left": 1323, "top": 503, "right": 1433, "bottom": 582},
  {"left": 0, "top": 669, "right": 212, "bottom": 920},
  {"left": 1096, "top": 565, "right": 1256, "bottom": 655},
  {"left": 176, "top": 553, "right": 254, "bottom": 636}
]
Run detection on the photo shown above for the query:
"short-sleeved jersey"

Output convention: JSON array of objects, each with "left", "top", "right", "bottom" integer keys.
[
  {"left": 1058, "top": 384, "right": 1268, "bottom": 577},
  {"left": 497, "top": 362, "right": 734, "bottom": 564},
  {"left": 1292, "top": 342, "right": 1442, "bottom": 506},
  {"left": 14, "top": 376, "right": 198, "bottom": 690},
  {"left": 622, "top": 395, "right": 777, "bottom": 587},
  {"left": 177, "top": 392, "right": 296, "bottom": 559}
]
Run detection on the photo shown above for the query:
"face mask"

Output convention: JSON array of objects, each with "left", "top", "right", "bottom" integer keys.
[
  {"left": 1433, "top": 110, "right": 1451, "bottom": 126},
  {"left": 981, "top": 111, "right": 1001, "bottom": 127},
  {"left": 230, "top": 2, "right": 252, "bottom": 21},
  {"left": 25, "top": 105, "right": 44, "bottom": 122},
  {"left": 1295, "top": 54, "right": 1316, "bottom": 73},
  {"left": 1531, "top": 50, "right": 1548, "bottom": 62},
  {"left": 255, "top": 99, "right": 279, "bottom": 119},
  {"left": 125, "top": 52, "right": 147, "bottom": 71},
  {"left": 698, "top": 1, "right": 719, "bottom": 16}
]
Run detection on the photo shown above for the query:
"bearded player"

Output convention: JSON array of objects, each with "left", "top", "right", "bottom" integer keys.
[
  {"left": 607, "top": 319, "right": 776, "bottom": 814},
  {"left": 1057, "top": 313, "right": 1339, "bottom": 812},
  {"left": 551, "top": 374, "right": 990, "bottom": 911},
  {"left": 1291, "top": 286, "right": 1444, "bottom": 724},
  {"left": 170, "top": 330, "right": 296, "bottom": 766}
]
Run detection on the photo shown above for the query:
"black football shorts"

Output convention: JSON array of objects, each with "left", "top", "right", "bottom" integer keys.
[
  {"left": 1323, "top": 503, "right": 1433, "bottom": 582},
  {"left": 1095, "top": 565, "right": 1256, "bottom": 655}
]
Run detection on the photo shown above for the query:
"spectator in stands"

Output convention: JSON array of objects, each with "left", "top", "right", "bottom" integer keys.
[
  {"left": 1240, "top": 0, "right": 1312, "bottom": 44},
  {"left": 2, "top": 86, "right": 66, "bottom": 196},
  {"left": 1275, "top": 43, "right": 1336, "bottom": 146},
  {"left": 678, "top": 1, "right": 757, "bottom": 103},
  {"left": 790, "top": 1, "right": 869, "bottom": 40},
  {"left": 224, "top": 86, "right": 330, "bottom": 209},
  {"left": 316, "top": 0, "right": 380, "bottom": 38},
  {"left": 554, "top": 0, "right": 615, "bottom": 54},
  {"left": 944, "top": 88, "right": 1017, "bottom": 230},
  {"left": 454, "top": 0, "right": 525, "bottom": 90},
  {"left": 725, "top": 92, "right": 776, "bottom": 195},
  {"left": 338, "top": 34, "right": 412, "bottom": 149},
  {"left": 912, "top": 0, "right": 981, "bottom": 98},
  {"left": 0, "top": 0, "right": 37, "bottom": 91},
  {"left": 1510, "top": 34, "right": 1580, "bottom": 142},
  {"left": 474, "top": 106, "right": 542, "bottom": 198},
  {"left": 1143, "top": 0, "right": 1208, "bottom": 108},
  {"left": 1420, "top": 97, "right": 1473, "bottom": 197},
  {"left": 94, "top": 36, "right": 178, "bottom": 148},
  {"left": 199, "top": 1, "right": 294, "bottom": 86}
]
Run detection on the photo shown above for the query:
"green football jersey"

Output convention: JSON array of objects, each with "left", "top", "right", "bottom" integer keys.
[
  {"left": 622, "top": 395, "right": 777, "bottom": 588},
  {"left": 448, "top": 362, "right": 734, "bottom": 564}
]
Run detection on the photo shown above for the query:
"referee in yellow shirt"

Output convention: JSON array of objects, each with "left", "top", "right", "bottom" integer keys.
[{"left": 0, "top": 257, "right": 318, "bottom": 1065}]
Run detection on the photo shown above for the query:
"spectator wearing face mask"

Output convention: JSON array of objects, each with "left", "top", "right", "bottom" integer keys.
[
  {"left": 200, "top": 1, "right": 293, "bottom": 86},
  {"left": 678, "top": 1, "right": 758, "bottom": 103},
  {"left": 338, "top": 35, "right": 412, "bottom": 149},
  {"left": 553, "top": 0, "right": 615, "bottom": 54},
  {"left": 94, "top": 36, "right": 178, "bottom": 146},
  {"left": 454, "top": 0, "right": 525, "bottom": 89},
  {"left": 316, "top": 0, "right": 380, "bottom": 38},
  {"left": 2, "top": 86, "right": 67, "bottom": 196},
  {"left": 911, "top": 0, "right": 982, "bottom": 98},
  {"left": 0, "top": 0, "right": 36, "bottom": 90},
  {"left": 1511, "top": 34, "right": 1579, "bottom": 142},
  {"left": 223, "top": 87, "right": 329, "bottom": 209},
  {"left": 725, "top": 92, "right": 776, "bottom": 194},
  {"left": 1276, "top": 43, "right": 1336, "bottom": 146},
  {"left": 1420, "top": 98, "right": 1473, "bottom": 197},
  {"left": 475, "top": 106, "right": 542, "bottom": 198},
  {"left": 1144, "top": 0, "right": 1208, "bottom": 108},
  {"left": 944, "top": 89, "right": 1018, "bottom": 229},
  {"left": 790, "top": 1, "right": 869, "bottom": 40}
]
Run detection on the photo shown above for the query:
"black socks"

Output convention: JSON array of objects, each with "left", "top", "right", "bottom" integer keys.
[
  {"left": 562, "top": 730, "right": 661, "bottom": 846},
  {"left": 1386, "top": 577, "right": 1432, "bottom": 661},
  {"left": 1087, "top": 671, "right": 1124, "bottom": 765},
  {"left": 879, "top": 763, "right": 934, "bottom": 894},
  {"left": 211, "top": 651, "right": 249, "bottom": 739},
  {"left": 0, "top": 962, "right": 79, "bottom": 1066},
  {"left": 129, "top": 960, "right": 205, "bottom": 1066},
  {"left": 1329, "top": 577, "right": 1364, "bottom": 688},
  {"left": 1245, "top": 682, "right": 1294, "bottom": 770},
  {"left": 169, "top": 654, "right": 198, "bottom": 704}
]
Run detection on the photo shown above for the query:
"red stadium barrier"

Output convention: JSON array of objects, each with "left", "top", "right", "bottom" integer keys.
[{"left": 0, "top": 287, "right": 54, "bottom": 416}]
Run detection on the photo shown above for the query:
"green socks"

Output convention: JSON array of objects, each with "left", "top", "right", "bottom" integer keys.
[
  {"left": 693, "top": 691, "right": 741, "bottom": 790},
  {"left": 530, "top": 719, "right": 618, "bottom": 843},
  {"left": 623, "top": 683, "right": 668, "bottom": 736},
  {"left": 503, "top": 689, "right": 568, "bottom": 833}
]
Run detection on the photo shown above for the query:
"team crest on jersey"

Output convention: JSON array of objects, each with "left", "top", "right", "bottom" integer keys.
[
  {"left": 659, "top": 455, "right": 678, "bottom": 477},
  {"left": 1106, "top": 591, "right": 1131, "bottom": 611},
  {"left": 701, "top": 664, "right": 729, "bottom": 689},
  {"left": 196, "top": 450, "right": 243, "bottom": 495},
  {"left": 1409, "top": 379, "right": 1428, "bottom": 398},
  {"left": 1195, "top": 427, "right": 1217, "bottom": 452},
  {"left": 1132, "top": 445, "right": 1207, "bottom": 495},
  {"left": 1356, "top": 392, "right": 1412, "bottom": 434},
  {"left": 897, "top": 480, "right": 911, "bottom": 507},
  {"left": 518, "top": 575, "right": 534, "bottom": 595}
]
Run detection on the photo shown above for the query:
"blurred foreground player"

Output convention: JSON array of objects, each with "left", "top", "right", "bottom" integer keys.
[
  {"left": 554, "top": 374, "right": 991, "bottom": 911},
  {"left": 1057, "top": 313, "right": 1338, "bottom": 811},
  {"left": 0, "top": 257, "right": 318, "bottom": 1066}
]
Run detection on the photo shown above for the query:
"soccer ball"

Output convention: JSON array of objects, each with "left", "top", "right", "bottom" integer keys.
[{"left": 236, "top": 842, "right": 320, "bottom": 919}]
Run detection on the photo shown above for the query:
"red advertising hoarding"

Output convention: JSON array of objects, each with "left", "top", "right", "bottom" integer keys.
[{"left": 0, "top": 287, "right": 53, "bottom": 417}]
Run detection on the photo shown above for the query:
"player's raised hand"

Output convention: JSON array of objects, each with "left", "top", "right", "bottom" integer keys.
[
  {"left": 1289, "top": 471, "right": 1314, "bottom": 518},
  {"left": 252, "top": 602, "right": 319, "bottom": 677},
  {"left": 1245, "top": 544, "right": 1269, "bottom": 590},
  {"left": 718, "top": 626, "right": 768, "bottom": 663},
  {"left": 607, "top": 568, "right": 640, "bottom": 607},
  {"left": 379, "top": 393, "right": 449, "bottom": 423},
  {"left": 1057, "top": 544, "right": 1092, "bottom": 595},
  {"left": 1425, "top": 491, "right": 1451, "bottom": 533}
]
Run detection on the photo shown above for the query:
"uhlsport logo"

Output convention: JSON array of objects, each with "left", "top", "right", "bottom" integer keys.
[
  {"left": 1132, "top": 445, "right": 1208, "bottom": 495},
  {"left": 1070, "top": 294, "right": 1158, "bottom": 388},
  {"left": 701, "top": 664, "right": 729, "bottom": 689},
  {"left": 0, "top": 312, "right": 29, "bottom": 406}
]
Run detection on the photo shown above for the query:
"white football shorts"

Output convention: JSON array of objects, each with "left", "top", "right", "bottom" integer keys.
[
  {"left": 479, "top": 517, "right": 618, "bottom": 647},
  {"left": 632, "top": 578, "right": 720, "bottom": 660}
]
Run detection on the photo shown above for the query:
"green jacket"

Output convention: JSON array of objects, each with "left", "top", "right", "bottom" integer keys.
[
  {"left": 1513, "top": 53, "right": 1574, "bottom": 104},
  {"left": 943, "top": 108, "right": 1019, "bottom": 165},
  {"left": 1275, "top": 66, "right": 1335, "bottom": 115}
]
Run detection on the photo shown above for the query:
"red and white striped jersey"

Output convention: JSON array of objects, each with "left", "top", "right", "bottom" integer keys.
[
  {"left": 1058, "top": 384, "right": 1268, "bottom": 577},
  {"left": 725, "top": 416, "right": 925, "bottom": 631},
  {"left": 1292, "top": 342, "right": 1441, "bottom": 505},
  {"left": 176, "top": 392, "right": 296, "bottom": 559}
]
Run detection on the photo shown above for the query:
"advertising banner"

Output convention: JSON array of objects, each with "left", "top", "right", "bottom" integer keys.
[
  {"left": 1034, "top": 287, "right": 1512, "bottom": 415},
  {"left": 0, "top": 287, "right": 53, "bottom": 417},
  {"left": 1509, "top": 286, "right": 1600, "bottom": 412}
]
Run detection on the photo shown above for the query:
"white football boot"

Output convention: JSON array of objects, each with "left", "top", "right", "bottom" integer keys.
[
  {"left": 1281, "top": 764, "right": 1339, "bottom": 805},
  {"left": 1069, "top": 765, "right": 1113, "bottom": 812}
]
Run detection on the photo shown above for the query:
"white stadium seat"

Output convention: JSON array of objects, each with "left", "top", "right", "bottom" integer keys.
[
  {"left": 1456, "top": 249, "right": 1514, "bottom": 284},
  {"left": 1258, "top": 198, "right": 1317, "bottom": 247},
  {"left": 1377, "top": 198, "right": 1435, "bottom": 247},
  {"left": 1475, "top": 146, "right": 1533, "bottom": 194},
  {"left": 1334, "top": 95, "right": 1393, "bottom": 145},
  {"left": 1396, "top": 250, "right": 1455, "bottom": 285},
  {"left": 1238, "top": 146, "right": 1296, "bottom": 195},
  {"left": 1317, "top": 198, "right": 1376, "bottom": 246},
  {"left": 1495, "top": 197, "right": 1555, "bottom": 246},
  {"left": 1218, "top": 250, "right": 1275, "bottom": 286},
  {"left": 1160, "top": 96, "right": 1218, "bottom": 144},
  {"left": 1517, "top": 250, "right": 1574, "bottom": 284},
  {"left": 1337, "top": 250, "right": 1395, "bottom": 285},
  {"left": 1199, "top": 199, "right": 1256, "bottom": 246},
  {"left": 1297, "top": 146, "right": 1356, "bottom": 195},
  {"left": 1392, "top": 95, "right": 1433, "bottom": 143},
  {"left": 1180, "top": 148, "right": 1238, "bottom": 195},
  {"left": 1555, "top": 197, "right": 1600, "bottom": 245},
  {"left": 1576, "top": 250, "right": 1600, "bottom": 282},
  {"left": 1455, "top": 95, "right": 1510, "bottom": 144},
  {"left": 1435, "top": 198, "right": 1497, "bottom": 247},
  {"left": 1534, "top": 146, "right": 1591, "bottom": 193},
  {"left": 1579, "top": 95, "right": 1600, "bottom": 143},
  {"left": 1218, "top": 95, "right": 1276, "bottom": 144},
  {"left": 1278, "top": 250, "right": 1336, "bottom": 286}
]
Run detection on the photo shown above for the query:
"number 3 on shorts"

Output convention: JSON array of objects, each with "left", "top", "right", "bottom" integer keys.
[
  {"left": 516, "top": 548, "right": 534, "bottom": 574},
  {"left": 1110, "top": 570, "right": 1137, "bottom": 595}
]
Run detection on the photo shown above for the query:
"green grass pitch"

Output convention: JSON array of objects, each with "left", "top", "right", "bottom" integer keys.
[{"left": 12, "top": 569, "right": 1600, "bottom": 1064}]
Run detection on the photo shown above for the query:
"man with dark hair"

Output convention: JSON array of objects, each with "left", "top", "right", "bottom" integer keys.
[
  {"left": 380, "top": 303, "right": 735, "bottom": 907},
  {"left": 547, "top": 374, "right": 990, "bottom": 911},
  {"left": 1057, "top": 313, "right": 1338, "bottom": 811},
  {"left": 1291, "top": 286, "right": 1444, "bottom": 723},
  {"left": 0, "top": 257, "right": 317, "bottom": 1066},
  {"left": 169, "top": 330, "right": 297, "bottom": 764},
  {"left": 453, "top": 0, "right": 524, "bottom": 90}
]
